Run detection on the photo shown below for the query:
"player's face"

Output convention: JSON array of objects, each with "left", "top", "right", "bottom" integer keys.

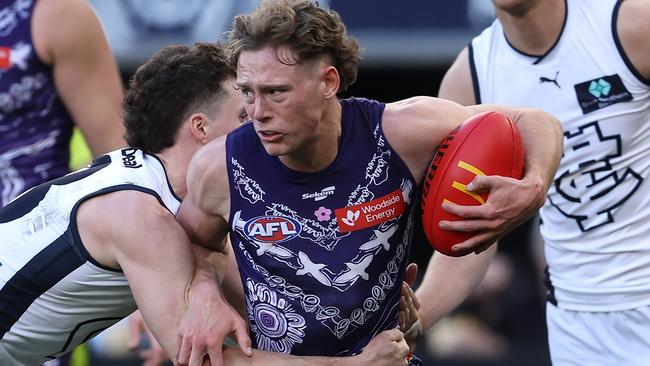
[
  {"left": 236, "top": 46, "right": 330, "bottom": 157},
  {"left": 203, "top": 78, "right": 249, "bottom": 142}
]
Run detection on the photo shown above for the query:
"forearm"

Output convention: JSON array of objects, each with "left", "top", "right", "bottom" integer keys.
[
  {"left": 510, "top": 109, "right": 563, "bottom": 196},
  {"left": 186, "top": 244, "right": 228, "bottom": 305},
  {"left": 416, "top": 246, "right": 496, "bottom": 330},
  {"left": 465, "top": 105, "right": 563, "bottom": 204}
]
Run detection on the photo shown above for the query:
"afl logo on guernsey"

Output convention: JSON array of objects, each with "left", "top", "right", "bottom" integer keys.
[{"left": 244, "top": 216, "right": 302, "bottom": 243}]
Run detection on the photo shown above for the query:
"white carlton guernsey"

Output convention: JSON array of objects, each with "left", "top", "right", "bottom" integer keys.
[
  {"left": 471, "top": 0, "right": 650, "bottom": 311},
  {"left": 0, "top": 149, "right": 181, "bottom": 365}
]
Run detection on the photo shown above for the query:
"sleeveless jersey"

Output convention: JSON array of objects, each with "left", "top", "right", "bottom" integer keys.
[
  {"left": 470, "top": 0, "right": 650, "bottom": 311},
  {"left": 227, "top": 97, "right": 416, "bottom": 356},
  {"left": 0, "top": 0, "right": 75, "bottom": 207},
  {"left": 0, "top": 148, "right": 181, "bottom": 365}
]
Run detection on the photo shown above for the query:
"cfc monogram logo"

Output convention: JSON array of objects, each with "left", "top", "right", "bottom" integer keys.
[{"left": 444, "top": 160, "right": 486, "bottom": 206}]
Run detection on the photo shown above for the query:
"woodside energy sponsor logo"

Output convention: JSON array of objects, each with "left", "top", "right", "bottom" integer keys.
[{"left": 335, "top": 189, "right": 405, "bottom": 233}]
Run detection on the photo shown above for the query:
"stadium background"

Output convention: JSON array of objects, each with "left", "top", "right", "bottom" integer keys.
[{"left": 74, "top": 1, "right": 550, "bottom": 365}]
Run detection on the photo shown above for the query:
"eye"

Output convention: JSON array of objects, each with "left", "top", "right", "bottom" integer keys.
[
  {"left": 240, "top": 88, "right": 254, "bottom": 100},
  {"left": 238, "top": 109, "right": 249, "bottom": 123}
]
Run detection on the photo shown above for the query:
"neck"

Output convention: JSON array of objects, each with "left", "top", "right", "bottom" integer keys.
[
  {"left": 279, "top": 98, "right": 342, "bottom": 172},
  {"left": 155, "top": 147, "right": 193, "bottom": 199},
  {"left": 496, "top": 0, "right": 565, "bottom": 56}
]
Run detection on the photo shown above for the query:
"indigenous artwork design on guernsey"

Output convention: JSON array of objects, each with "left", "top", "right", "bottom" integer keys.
[{"left": 234, "top": 128, "right": 415, "bottom": 351}]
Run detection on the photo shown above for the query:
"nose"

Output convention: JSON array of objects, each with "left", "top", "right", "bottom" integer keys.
[{"left": 252, "top": 95, "right": 271, "bottom": 122}]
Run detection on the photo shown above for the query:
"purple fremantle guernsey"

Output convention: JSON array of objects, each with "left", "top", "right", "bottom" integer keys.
[
  {"left": 0, "top": 0, "right": 74, "bottom": 207},
  {"left": 227, "top": 97, "right": 417, "bottom": 356}
]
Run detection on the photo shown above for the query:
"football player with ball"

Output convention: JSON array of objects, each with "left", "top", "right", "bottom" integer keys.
[{"left": 177, "top": 0, "right": 564, "bottom": 361}]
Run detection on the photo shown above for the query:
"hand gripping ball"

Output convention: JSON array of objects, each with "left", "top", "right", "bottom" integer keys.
[{"left": 420, "top": 111, "right": 525, "bottom": 256}]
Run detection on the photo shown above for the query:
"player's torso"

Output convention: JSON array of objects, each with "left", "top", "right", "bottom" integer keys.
[
  {"left": 0, "top": 0, "right": 75, "bottom": 207},
  {"left": 227, "top": 98, "right": 416, "bottom": 356},
  {"left": 471, "top": 0, "right": 650, "bottom": 310},
  {"left": 0, "top": 148, "right": 180, "bottom": 365}
]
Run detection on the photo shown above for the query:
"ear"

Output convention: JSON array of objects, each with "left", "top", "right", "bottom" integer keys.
[
  {"left": 321, "top": 65, "right": 340, "bottom": 100},
  {"left": 188, "top": 113, "right": 209, "bottom": 144}
]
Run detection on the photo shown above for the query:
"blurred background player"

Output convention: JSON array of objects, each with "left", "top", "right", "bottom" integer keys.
[
  {"left": 0, "top": 0, "right": 125, "bottom": 207},
  {"left": 417, "top": 0, "right": 650, "bottom": 365},
  {"left": 1, "top": 0, "right": 124, "bottom": 364}
]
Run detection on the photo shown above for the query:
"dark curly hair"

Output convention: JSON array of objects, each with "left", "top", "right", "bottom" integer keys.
[
  {"left": 123, "top": 43, "right": 235, "bottom": 152},
  {"left": 227, "top": 0, "right": 361, "bottom": 92}
]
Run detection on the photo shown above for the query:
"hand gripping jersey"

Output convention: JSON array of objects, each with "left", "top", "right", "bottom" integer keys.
[
  {"left": 0, "top": 0, "right": 76, "bottom": 207},
  {"left": 227, "top": 97, "right": 416, "bottom": 356},
  {"left": 0, "top": 148, "right": 181, "bottom": 365},
  {"left": 470, "top": 0, "right": 650, "bottom": 311}
]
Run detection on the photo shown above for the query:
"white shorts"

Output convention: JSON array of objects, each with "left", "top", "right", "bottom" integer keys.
[{"left": 546, "top": 304, "right": 650, "bottom": 366}]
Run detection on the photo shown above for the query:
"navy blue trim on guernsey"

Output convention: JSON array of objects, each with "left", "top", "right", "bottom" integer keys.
[
  {"left": 543, "top": 265, "right": 558, "bottom": 306},
  {"left": 501, "top": 0, "right": 568, "bottom": 65},
  {"left": 0, "top": 155, "right": 112, "bottom": 223},
  {"left": 70, "top": 185, "right": 175, "bottom": 273},
  {"left": 46, "top": 316, "right": 122, "bottom": 358},
  {"left": 611, "top": 0, "right": 650, "bottom": 85},
  {"left": 467, "top": 43, "right": 481, "bottom": 104},
  {"left": 0, "top": 232, "right": 84, "bottom": 339},
  {"left": 146, "top": 152, "right": 183, "bottom": 203}
]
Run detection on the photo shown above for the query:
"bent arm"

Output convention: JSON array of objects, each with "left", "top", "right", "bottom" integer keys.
[
  {"left": 33, "top": 0, "right": 125, "bottom": 155},
  {"left": 108, "top": 194, "right": 196, "bottom": 358},
  {"left": 412, "top": 47, "right": 497, "bottom": 330},
  {"left": 78, "top": 191, "right": 198, "bottom": 359},
  {"left": 388, "top": 50, "right": 563, "bottom": 329}
]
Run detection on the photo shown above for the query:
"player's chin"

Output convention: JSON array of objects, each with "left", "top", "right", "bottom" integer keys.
[{"left": 261, "top": 142, "right": 289, "bottom": 157}]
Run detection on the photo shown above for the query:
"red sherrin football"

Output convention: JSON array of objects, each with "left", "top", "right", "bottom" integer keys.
[{"left": 421, "top": 111, "right": 525, "bottom": 257}]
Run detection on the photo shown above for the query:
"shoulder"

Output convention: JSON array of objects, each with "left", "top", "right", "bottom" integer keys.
[
  {"left": 438, "top": 47, "right": 477, "bottom": 105},
  {"left": 615, "top": 0, "right": 650, "bottom": 80},
  {"left": 383, "top": 96, "right": 469, "bottom": 145},
  {"left": 76, "top": 189, "right": 175, "bottom": 268},
  {"left": 187, "top": 137, "right": 230, "bottom": 212},
  {"left": 32, "top": 0, "right": 104, "bottom": 64},
  {"left": 190, "top": 137, "right": 228, "bottom": 181},
  {"left": 383, "top": 97, "right": 471, "bottom": 180},
  {"left": 80, "top": 190, "right": 172, "bottom": 231}
]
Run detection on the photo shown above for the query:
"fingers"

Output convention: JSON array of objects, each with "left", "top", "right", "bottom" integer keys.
[
  {"left": 207, "top": 348, "right": 224, "bottom": 366},
  {"left": 176, "top": 334, "right": 192, "bottom": 366},
  {"left": 465, "top": 175, "right": 498, "bottom": 193},
  {"left": 402, "top": 282, "right": 420, "bottom": 312},
  {"left": 404, "top": 263, "right": 418, "bottom": 286},
  {"left": 233, "top": 318, "right": 253, "bottom": 356},
  {"left": 127, "top": 314, "right": 144, "bottom": 351},
  {"left": 450, "top": 233, "right": 498, "bottom": 254},
  {"left": 188, "top": 345, "right": 204, "bottom": 366},
  {"left": 396, "top": 337, "right": 410, "bottom": 359},
  {"left": 384, "top": 328, "right": 405, "bottom": 342}
]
